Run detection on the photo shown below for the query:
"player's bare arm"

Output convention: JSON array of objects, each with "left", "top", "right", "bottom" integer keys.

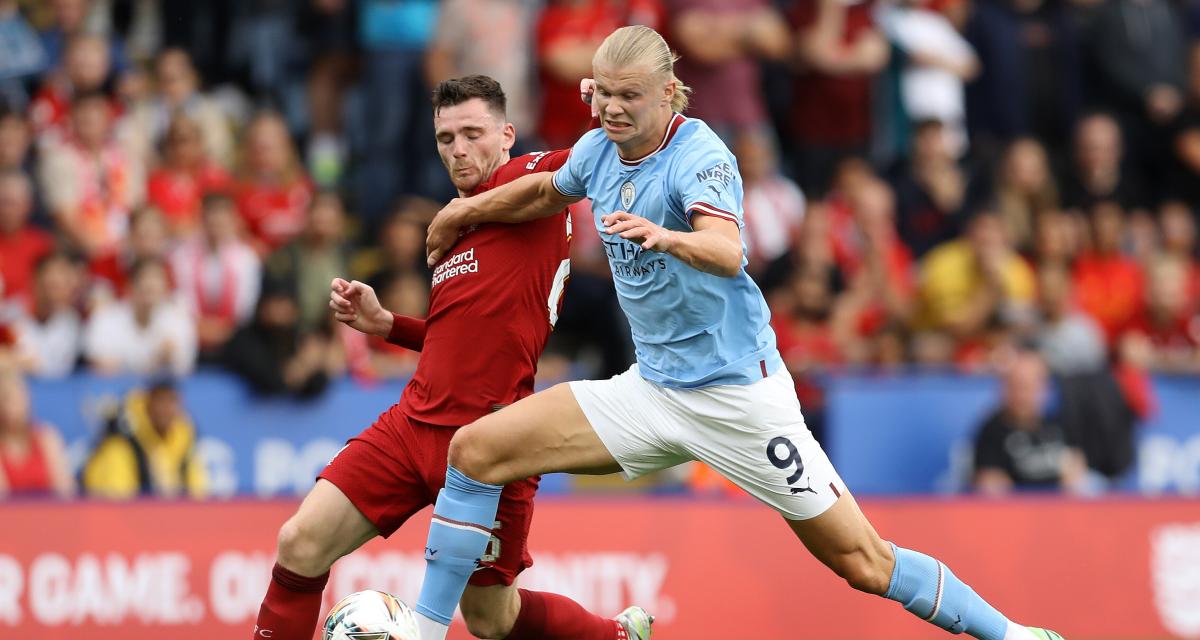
[
  {"left": 602, "top": 211, "right": 744, "bottom": 277},
  {"left": 426, "top": 172, "right": 581, "bottom": 265}
]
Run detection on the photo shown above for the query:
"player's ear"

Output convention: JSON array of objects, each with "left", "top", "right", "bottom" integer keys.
[
  {"left": 501, "top": 121, "right": 516, "bottom": 153},
  {"left": 662, "top": 77, "right": 675, "bottom": 108}
]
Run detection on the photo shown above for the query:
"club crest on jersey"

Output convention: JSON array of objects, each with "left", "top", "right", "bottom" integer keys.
[{"left": 620, "top": 180, "right": 636, "bottom": 209}]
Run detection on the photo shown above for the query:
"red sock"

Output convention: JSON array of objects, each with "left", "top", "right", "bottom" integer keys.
[
  {"left": 252, "top": 563, "right": 329, "bottom": 640},
  {"left": 505, "top": 588, "right": 625, "bottom": 640}
]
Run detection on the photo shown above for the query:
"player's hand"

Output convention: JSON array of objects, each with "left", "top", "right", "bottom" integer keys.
[
  {"left": 329, "top": 278, "right": 392, "bottom": 337},
  {"left": 427, "top": 199, "right": 468, "bottom": 266},
  {"left": 580, "top": 78, "right": 598, "bottom": 118},
  {"left": 602, "top": 211, "right": 677, "bottom": 252}
]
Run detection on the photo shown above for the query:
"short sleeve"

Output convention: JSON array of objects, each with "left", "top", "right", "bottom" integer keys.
[
  {"left": 673, "top": 144, "right": 744, "bottom": 228},
  {"left": 551, "top": 128, "right": 605, "bottom": 198}
]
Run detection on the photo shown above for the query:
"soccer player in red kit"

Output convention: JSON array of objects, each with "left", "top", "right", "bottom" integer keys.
[{"left": 252, "top": 75, "right": 643, "bottom": 640}]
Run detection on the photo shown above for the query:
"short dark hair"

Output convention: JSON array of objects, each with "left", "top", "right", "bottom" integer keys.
[{"left": 431, "top": 75, "right": 506, "bottom": 117}]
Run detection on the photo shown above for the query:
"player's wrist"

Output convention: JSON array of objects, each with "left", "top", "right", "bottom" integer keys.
[{"left": 377, "top": 308, "right": 397, "bottom": 337}]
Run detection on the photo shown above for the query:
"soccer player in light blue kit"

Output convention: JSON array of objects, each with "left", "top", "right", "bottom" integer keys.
[{"left": 412, "top": 25, "right": 1065, "bottom": 640}]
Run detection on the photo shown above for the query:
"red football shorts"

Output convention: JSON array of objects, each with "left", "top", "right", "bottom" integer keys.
[{"left": 318, "top": 404, "right": 539, "bottom": 586}]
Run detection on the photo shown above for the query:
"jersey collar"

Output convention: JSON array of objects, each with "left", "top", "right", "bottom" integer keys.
[{"left": 618, "top": 113, "right": 686, "bottom": 166}]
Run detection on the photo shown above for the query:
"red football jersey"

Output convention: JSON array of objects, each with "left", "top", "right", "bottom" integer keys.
[{"left": 399, "top": 150, "right": 572, "bottom": 426}]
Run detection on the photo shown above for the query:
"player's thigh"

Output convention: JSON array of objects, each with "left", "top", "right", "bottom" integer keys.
[
  {"left": 449, "top": 383, "right": 622, "bottom": 485},
  {"left": 458, "top": 584, "right": 521, "bottom": 638},
  {"left": 785, "top": 492, "right": 895, "bottom": 595},
  {"left": 278, "top": 479, "right": 379, "bottom": 568}
]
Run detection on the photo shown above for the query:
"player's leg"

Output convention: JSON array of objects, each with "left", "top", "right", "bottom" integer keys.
[
  {"left": 787, "top": 493, "right": 1045, "bottom": 640},
  {"left": 253, "top": 479, "right": 378, "bottom": 640},
  {"left": 416, "top": 369, "right": 679, "bottom": 639},
  {"left": 454, "top": 476, "right": 632, "bottom": 640},
  {"left": 681, "top": 368, "right": 1044, "bottom": 639},
  {"left": 255, "top": 407, "right": 434, "bottom": 640}
]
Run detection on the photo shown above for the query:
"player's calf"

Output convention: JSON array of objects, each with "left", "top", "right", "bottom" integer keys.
[{"left": 826, "top": 540, "right": 894, "bottom": 596}]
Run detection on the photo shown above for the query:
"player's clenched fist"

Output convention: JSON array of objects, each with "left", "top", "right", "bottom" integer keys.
[
  {"left": 329, "top": 277, "right": 392, "bottom": 337},
  {"left": 602, "top": 211, "right": 677, "bottom": 252}
]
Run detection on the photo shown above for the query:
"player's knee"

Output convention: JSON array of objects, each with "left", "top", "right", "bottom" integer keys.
[
  {"left": 832, "top": 546, "right": 893, "bottom": 596},
  {"left": 460, "top": 606, "right": 512, "bottom": 640},
  {"left": 276, "top": 517, "right": 332, "bottom": 575},
  {"left": 447, "top": 425, "right": 501, "bottom": 483}
]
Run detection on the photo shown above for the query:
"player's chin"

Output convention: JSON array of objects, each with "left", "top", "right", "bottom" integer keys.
[{"left": 452, "top": 175, "right": 482, "bottom": 192}]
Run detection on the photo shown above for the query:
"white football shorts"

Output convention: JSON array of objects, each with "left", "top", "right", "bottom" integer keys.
[{"left": 569, "top": 363, "right": 846, "bottom": 520}]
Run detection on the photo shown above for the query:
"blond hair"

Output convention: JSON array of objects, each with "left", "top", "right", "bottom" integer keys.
[{"left": 593, "top": 26, "right": 691, "bottom": 113}]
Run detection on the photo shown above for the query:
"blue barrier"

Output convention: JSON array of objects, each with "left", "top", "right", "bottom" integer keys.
[
  {"left": 827, "top": 373, "right": 1200, "bottom": 495},
  {"left": 25, "top": 372, "right": 1200, "bottom": 497}
]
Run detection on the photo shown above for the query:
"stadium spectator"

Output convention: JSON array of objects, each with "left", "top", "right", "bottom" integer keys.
[
  {"left": 1031, "top": 262, "right": 1106, "bottom": 376},
  {"left": 0, "top": 368, "right": 73, "bottom": 498},
  {"left": 1158, "top": 201, "right": 1199, "bottom": 280},
  {"left": 28, "top": 34, "right": 114, "bottom": 135},
  {"left": 667, "top": 0, "right": 789, "bottom": 141},
  {"left": 81, "top": 380, "right": 207, "bottom": 499},
  {"left": 12, "top": 252, "right": 83, "bottom": 378},
  {"left": 223, "top": 285, "right": 344, "bottom": 399},
  {"left": 535, "top": 0, "right": 662, "bottom": 149},
  {"left": 296, "top": 0, "right": 357, "bottom": 188},
  {"left": 789, "top": 0, "right": 889, "bottom": 196},
  {"left": 1122, "top": 255, "right": 1200, "bottom": 373},
  {"left": 38, "top": 90, "right": 145, "bottom": 258},
  {"left": 120, "top": 48, "right": 234, "bottom": 173},
  {"left": 426, "top": 0, "right": 537, "bottom": 144},
  {"left": 1168, "top": 43, "right": 1200, "bottom": 208},
  {"left": 0, "top": 169, "right": 52, "bottom": 303},
  {"left": 1028, "top": 208, "right": 1082, "bottom": 268},
  {"left": 262, "top": 191, "right": 349, "bottom": 330},
  {"left": 350, "top": 197, "right": 436, "bottom": 284},
  {"left": 0, "top": 107, "right": 33, "bottom": 173},
  {"left": 88, "top": 205, "right": 170, "bottom": 302},
  {"left": 1072, "top": 201, "right": 1144, "bottom": 344},
  {"left": 915, "top": 210, "right": 1036, "bottom": 363},
  {"left": 0, "top": 0, "right": 48, "bottom": 110},
  {"left": 991, "top": 137, "right": 1059, "bottom": 253},
  {"left": 1085, "top": 0, "right": 1188, "bottom": 183},
  {"left": 354, "top": 0, "right": 443, "bottom": 220},
  {"left": 170, "top": 193, "right": 261, "bottom": 360},
  {"left": 145, "top": 114, "right": 231, "bottom": 238},
  {"left": 1060, "top": 112, "right": 1147, "bottom": 213},
  {"left": 38, "top": 0, "right": 128, "bottom": 75},
  {"left": 972, "top": 349, "right": 1087, "bottom": 495},
  {"left": 736, "top": 128, "right": 806, "bottom": 280},
  {"left": 83, "top": 257, "right": 197, "bottom": 376},
  {"left": 233, "top": 111, "right": 313, "bottom": 255},
  {"left": 890, "top": 118, "right": 969, "bottom": 257},
  {"left": 876, "top": 0, "right": 979, "bottom": 156},
  {"left": 963, "top": 0, "right": 1082, "bottom": 158}
]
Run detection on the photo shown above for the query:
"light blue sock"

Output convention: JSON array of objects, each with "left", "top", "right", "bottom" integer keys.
[
  {"left": 414, "top": 466, "right": 503, "bottom": 625},
  {"left": 884, "top": 543, "right": 1010, "bottom": 639}
]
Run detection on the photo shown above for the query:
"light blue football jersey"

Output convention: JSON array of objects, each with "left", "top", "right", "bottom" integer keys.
[{"left": 552, "top": 114, "right": 781, "bottom": 388}]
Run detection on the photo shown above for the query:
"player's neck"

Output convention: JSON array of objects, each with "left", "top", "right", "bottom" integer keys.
[{"left": 616, "top": 112, "right": 674, "bottom": 161}]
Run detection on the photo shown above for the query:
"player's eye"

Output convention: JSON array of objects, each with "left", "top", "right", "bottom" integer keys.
[
  {"left": 624, "top": 93, "right": 638, "bottom": 100},
  {"left": 598, "top": 89, "right": 611, "bottom": 97}
]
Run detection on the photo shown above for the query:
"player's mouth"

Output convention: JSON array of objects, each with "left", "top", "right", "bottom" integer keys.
[{"left": 604, "top": 120, "right": 632, "bottom": 132}]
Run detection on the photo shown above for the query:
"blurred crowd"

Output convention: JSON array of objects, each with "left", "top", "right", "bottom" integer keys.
[{"left": 1, "top": 0, "right": 1199, "bottom": 499}]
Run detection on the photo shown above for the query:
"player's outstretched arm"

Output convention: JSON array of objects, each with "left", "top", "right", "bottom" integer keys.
[
  {"left": 427, "top": 172, "right": 579, "bottom": 265},
  {"left": 603, "top": 211, "right": 744, "bottom": 277},
  {"left": 329, "top": 278, "right": 427, "bottom": 351}
]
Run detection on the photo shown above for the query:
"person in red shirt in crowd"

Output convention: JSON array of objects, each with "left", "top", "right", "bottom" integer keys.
[
  {"left": 38, "top": 90, "right": 144, "bottom": 258},
  {"left": 88, "top": 206, "right": 170, "bottom": 302},
  {"left": 233, "top": 111, "right": 314, "bottom": 256},
  {"left": 736, "top": 128, "right": 806, "bottom": 280},
  {"left": 790, "top": 0, "right": 889, "bottom": 196},
  {"left": 28, "top": 34, "right": 115, "bottom": 137},
  {"left": 169, "top": 193, "right": 261, "bottom": 360},
  {"left": 1072, "top": 200, "right": 1145, "bottom": 344},
  {"left": 0, "top": 170, "right": 53, "bottom": 304},
  {"left": 536, "top": 0, "right": 663, "bottom": 149},
  {"left": 252, "top": 75, "right": 630, "bottom": 640},
  {"left": 667, "top": 0, "right": 790, "bottom": 140},
  {"left": 146, "top": 115, "right": 231, "bottom": 239},
  {"left": 1122, "top": 255, "right": 1200, "bottom": 373},
  {"left": 0, "top": 368, "right": 74, "bottom": 498}
]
